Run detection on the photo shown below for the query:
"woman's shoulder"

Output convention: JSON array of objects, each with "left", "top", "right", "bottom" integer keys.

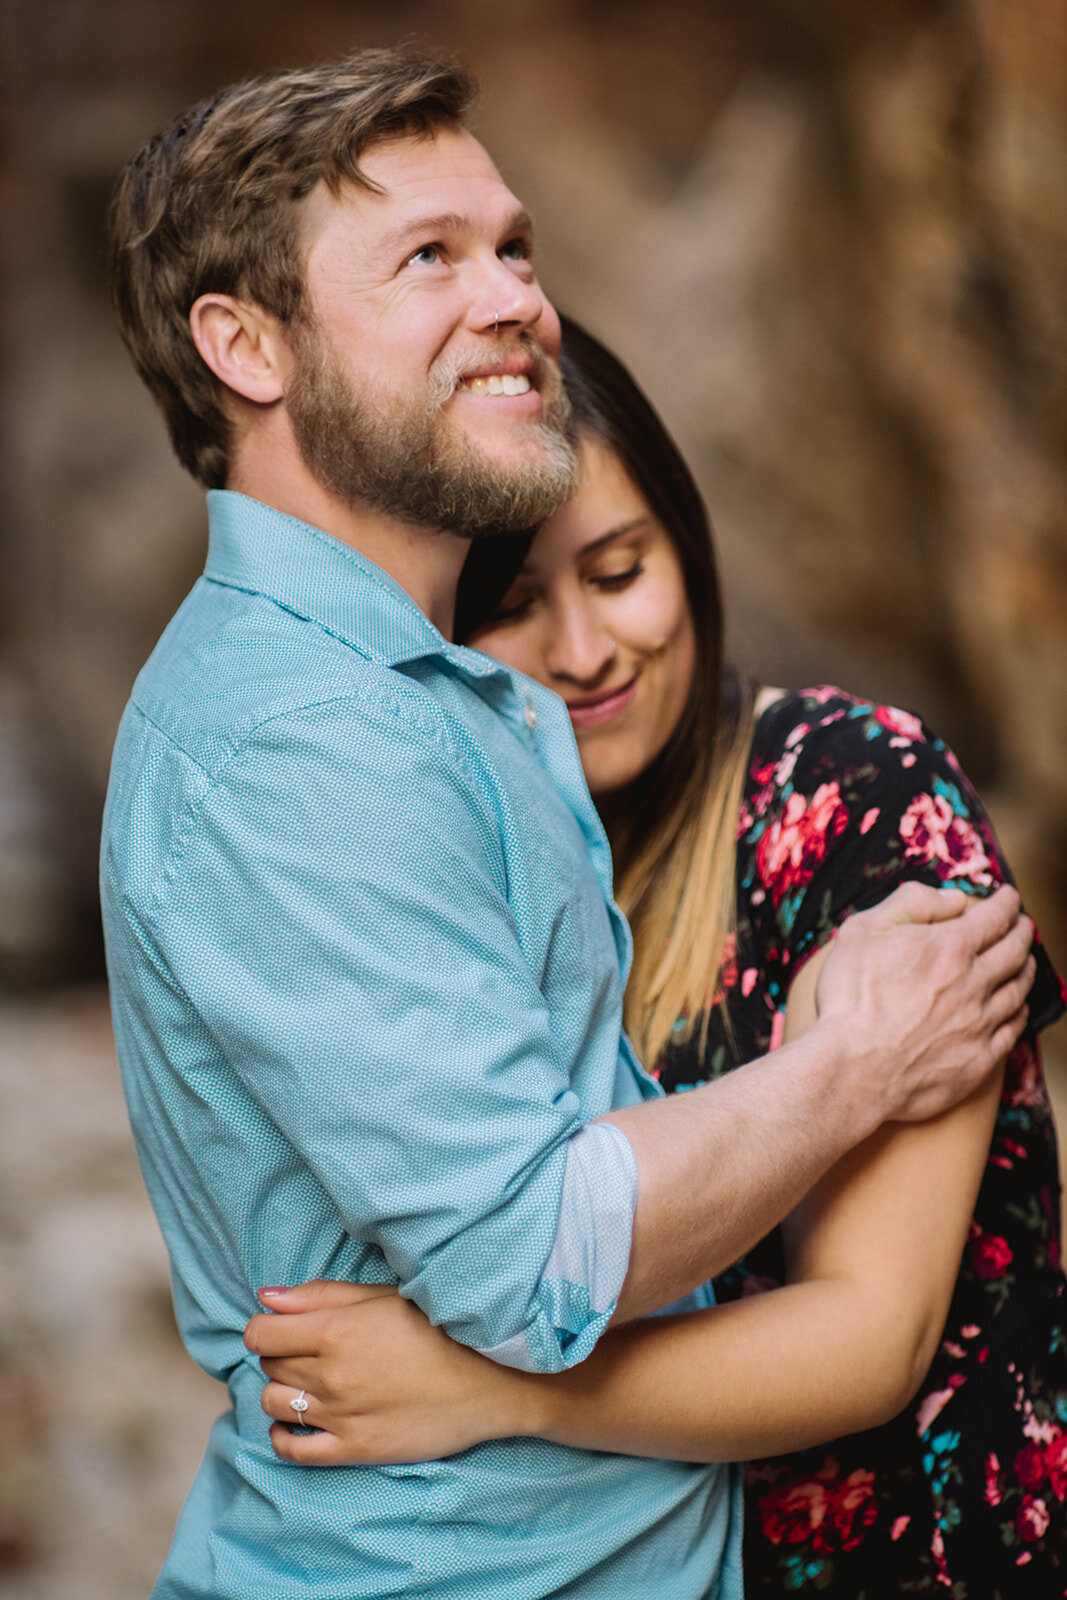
[
  {"left": 745, "top": 684, "right": 980, "bottom": 823},
  {"left": 739, "top": 684, "right": 996, "bottom": 929},
  {"left": 739, "top": 683, "right": 1065, "bottom": 1030},
  {"left": 750, "top": 684, "right": 933, "bottom": 765}
]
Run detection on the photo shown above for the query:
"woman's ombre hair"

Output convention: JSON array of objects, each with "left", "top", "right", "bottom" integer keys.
[{"left": 457, "top": 316, "right": 754, "bottom": 1067}]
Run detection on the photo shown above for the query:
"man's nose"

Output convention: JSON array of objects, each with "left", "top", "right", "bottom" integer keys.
[{"left": 472, "top": 261, "right": 545, "bottom": 339}]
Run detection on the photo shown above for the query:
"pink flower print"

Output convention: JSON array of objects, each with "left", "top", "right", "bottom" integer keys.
[
  {"left": 1006, "top": 1041, "right": 1044, "bottom": 1109},
  {"left": 890, "top": 1515, "right": 911, "bottom": 1541},
  {"left": 773, "top": 748, "right": 798, "bottom": 789},
  {"left": 1045, "top": 1432, "right": 1067, "bottom": 1501},
  {"left": 716, "top": 932, "right": 739, "bottom": 997},
  {"left": 741, "top": 968, "right": 758, "bottom": 998},
  {"left": 768, "top": 1009, "right": 786, "bottom": 1051},
  {"left": 916, "top": 1387, "right": 955, "bottom": 1435},
  {"left": 970, "top": 1232, "right": 1013, "bottom": 1279},
  {"left": 758, "top": 1477, "right": 828, "bottom": 1547},
  {"left": 756, "top": 783, "right": 849, "bottom": 901},
  {"left": 899, "top": 792, "right": 994, "bottom": 884},
  {"left": 859, "top": 807, "right": 880, "bottom": 835},
  {"left": 1015, "top": 1442, "right": 1047, "bottom": 1492},
  {"left": 827, "top": 1469, "right": 878, "bottom": 1551},
  {"left": 930, "top": 1524, "right": 949, "bottom": 1584},
  {"left": 875, "top": 704, "right": 924, "bottom": 740},
  {"left": 757, "top": 1463, "right": 878, "bottom": 1554},
  {"left": 1016, "top": 1495, "right": 1050, "bottom": 1542},
  {"left": 984, "top": 1453, "right": 1002, "bottom": 1507}
]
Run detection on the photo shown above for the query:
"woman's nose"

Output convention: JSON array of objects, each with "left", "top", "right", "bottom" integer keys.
[{"left": 545, "top": 603, "right": 617, "bottom": 686}]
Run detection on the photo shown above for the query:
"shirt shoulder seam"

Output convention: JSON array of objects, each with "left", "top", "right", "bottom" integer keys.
[{"left": 132, "top": 679, "right": 496, "bottom": 926}]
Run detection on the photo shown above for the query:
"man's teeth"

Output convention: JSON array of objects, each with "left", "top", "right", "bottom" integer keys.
[{"left": 459, "top": 373, "right": 532, "bottom": 396}]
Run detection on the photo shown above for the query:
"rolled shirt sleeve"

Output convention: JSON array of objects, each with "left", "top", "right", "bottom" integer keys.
[{"left": 137, "top": 690, "right": 637, "bottom": 1372}]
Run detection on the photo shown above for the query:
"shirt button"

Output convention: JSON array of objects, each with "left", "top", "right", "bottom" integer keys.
[{"left": 523, "top": 701, "right": 538, "bottom": 729}]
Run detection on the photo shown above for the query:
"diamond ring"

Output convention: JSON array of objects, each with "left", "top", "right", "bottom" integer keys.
[{"left": 289, "top": 1389, "right": 310, "bottom": 1420}]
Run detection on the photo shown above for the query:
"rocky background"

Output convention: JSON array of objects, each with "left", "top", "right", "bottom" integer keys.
[{"left": 1, "top": 1, "right": 1065, "bottom": 1593}]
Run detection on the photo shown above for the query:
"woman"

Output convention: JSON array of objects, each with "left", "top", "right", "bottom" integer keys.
[{"left": 246, "top": 319, "right": 1066, "bottom": 1595}]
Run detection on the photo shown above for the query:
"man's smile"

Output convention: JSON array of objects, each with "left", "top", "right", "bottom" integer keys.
[{"left": 457, "top": 373, "right": 532, "bottom": 395}]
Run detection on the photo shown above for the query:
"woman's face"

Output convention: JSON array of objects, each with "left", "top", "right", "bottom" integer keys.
[{"left": 468, "top": 436, "right": 697, "bottom": 797}]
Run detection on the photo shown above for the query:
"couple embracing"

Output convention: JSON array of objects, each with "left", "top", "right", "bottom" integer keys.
[{"left": 102, "top": 46, "right": 1065, "bottom": 1600}]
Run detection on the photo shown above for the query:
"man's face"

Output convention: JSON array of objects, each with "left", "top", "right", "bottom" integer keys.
[{"left": 285, "top": 127, "right": 575, "bottom": 539}]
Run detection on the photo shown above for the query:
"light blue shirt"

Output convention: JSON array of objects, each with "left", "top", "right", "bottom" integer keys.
[{"left": 101, "top": 490, "right": 742, "bottom": 1600}]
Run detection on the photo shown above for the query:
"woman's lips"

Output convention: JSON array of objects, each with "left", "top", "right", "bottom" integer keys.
[{"left": 565, "top": 679, "right": 637, "bottom": 730}]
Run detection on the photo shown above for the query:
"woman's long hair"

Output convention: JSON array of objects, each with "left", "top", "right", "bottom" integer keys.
[{"left": 456, "top": 315, "right": 755, "bottom": 1069}]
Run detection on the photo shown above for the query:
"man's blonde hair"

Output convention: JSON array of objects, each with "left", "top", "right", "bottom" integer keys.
[{"left": 108, "top": 48, "right": 477, "bottom": 488}]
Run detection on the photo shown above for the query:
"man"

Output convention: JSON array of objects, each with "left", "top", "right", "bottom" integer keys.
[{"left": 102, "top": 48, "right": 1032, "bottom": 1600}]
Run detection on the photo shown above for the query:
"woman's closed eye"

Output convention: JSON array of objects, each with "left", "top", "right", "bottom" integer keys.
[
  {"left": 486, "top": 593, "right": 535, "bottom": 626},
  {"left": 591, "top": 561, "right": 644, "bottom": 593}
]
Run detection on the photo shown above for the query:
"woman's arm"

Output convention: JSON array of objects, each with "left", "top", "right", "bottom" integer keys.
[
  {"left": 246, "top": 940, "right": 1004, "bottom": 1465},
  {"left": 527, "top": 942, "right": 1004, "bottom": 1460}
]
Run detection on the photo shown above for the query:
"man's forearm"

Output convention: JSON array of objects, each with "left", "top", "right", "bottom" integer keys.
[
  {"left": 603, "top": 1015, "right": 867, "bottom": 1323},
  {"left": 605, "top": 883, "right": 1031, "bottom": 1324}
]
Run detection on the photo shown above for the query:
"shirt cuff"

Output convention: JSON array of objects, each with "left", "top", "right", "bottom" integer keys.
[{"left": 479, "top": 1120, "right": 638, "bottom": 1372}]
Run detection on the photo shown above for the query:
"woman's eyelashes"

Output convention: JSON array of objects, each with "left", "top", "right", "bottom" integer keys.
[
  {"left": 487, "top": 593, "right": 535, "bottom": 625},
  {"left": 489, "top": 561, "right": 644, "bottom": 624},
  {"left": 592, "top": 561, "right": 644, "bottom": 592}
]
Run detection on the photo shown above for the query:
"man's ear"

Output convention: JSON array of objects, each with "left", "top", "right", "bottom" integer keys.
[{"left": 189, "top": 294, "right": 292, "bottom": 405}]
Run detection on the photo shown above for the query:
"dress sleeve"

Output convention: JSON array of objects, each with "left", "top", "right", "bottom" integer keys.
[
  {"left": 142, "top": 693, "right": 636, "bottom": 1373},
  {"left": 743, "top": 693, "right": 1065, "bottom": 1032}
]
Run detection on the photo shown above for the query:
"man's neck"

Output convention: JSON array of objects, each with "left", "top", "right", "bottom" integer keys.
[{"left": 227, "top": 429, "right": 468, "bottom": 637}]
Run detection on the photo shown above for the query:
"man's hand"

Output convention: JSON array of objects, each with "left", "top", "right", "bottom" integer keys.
[
  {"left": 605, "top": 881, "right": 1033, "bottom": 1323},
  {"left": 814, "top": 882, "right": 1034, "bottom": 1126}
]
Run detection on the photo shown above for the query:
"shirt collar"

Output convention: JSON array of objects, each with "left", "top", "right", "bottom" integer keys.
[{"left": 204, "top": 489, "right": 508, "bottom": 682}]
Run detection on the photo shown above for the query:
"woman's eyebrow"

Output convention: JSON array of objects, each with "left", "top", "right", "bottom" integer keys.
[
  {"left": 577, "top": 518, "right": 654, "bottom": 557},
  {"left": 515, "top": 519, "right": 653, "bottom": 581}
]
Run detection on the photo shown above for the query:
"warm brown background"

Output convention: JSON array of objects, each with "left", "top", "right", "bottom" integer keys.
[{"left": 1, "top": 2, "right": 1064, "bottom": 1594}]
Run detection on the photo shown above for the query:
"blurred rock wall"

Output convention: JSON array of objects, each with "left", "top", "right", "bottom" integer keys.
[
  {"left": 1, "top": 1, "right": 1065, "bottom": 1592},
  {"left": 3, "top": 0, "right": 1065, "bottom": 983}
]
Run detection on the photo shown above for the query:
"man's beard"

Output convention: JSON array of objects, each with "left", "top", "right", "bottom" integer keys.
[{"left": 285, "top": 322, "right": 577, "bottom": 540}]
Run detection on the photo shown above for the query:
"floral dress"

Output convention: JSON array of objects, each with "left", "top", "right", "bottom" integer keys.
[{"left": 656, "top": 687, "right": 1067, "bottom": 1598}]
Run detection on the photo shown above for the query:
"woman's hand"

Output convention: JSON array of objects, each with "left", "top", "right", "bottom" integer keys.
[{"left": 244, "top": 1281, "right": 545, "bottom": 1465}]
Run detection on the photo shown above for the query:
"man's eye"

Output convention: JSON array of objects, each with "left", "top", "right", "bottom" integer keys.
[
  {"left": 499, "top": 237, "right": 531, "bottom": 263},
  {"left": 407, "top": 244, "right": 442, "bottom": 267}
]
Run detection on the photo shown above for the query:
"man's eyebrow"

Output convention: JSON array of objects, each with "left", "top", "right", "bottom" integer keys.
[{"left": 376, "top": 206, "right": 535, "bottom": 258}]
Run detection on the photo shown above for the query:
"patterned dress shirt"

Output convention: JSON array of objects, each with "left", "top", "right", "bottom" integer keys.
[{"left": 101, "top": 490, "right": 741, "bottom": 1600}]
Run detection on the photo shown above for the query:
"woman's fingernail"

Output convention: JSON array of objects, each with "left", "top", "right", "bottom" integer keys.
[{"left": 258, "top": 1286, "right": 290, "bottom": 1297}]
